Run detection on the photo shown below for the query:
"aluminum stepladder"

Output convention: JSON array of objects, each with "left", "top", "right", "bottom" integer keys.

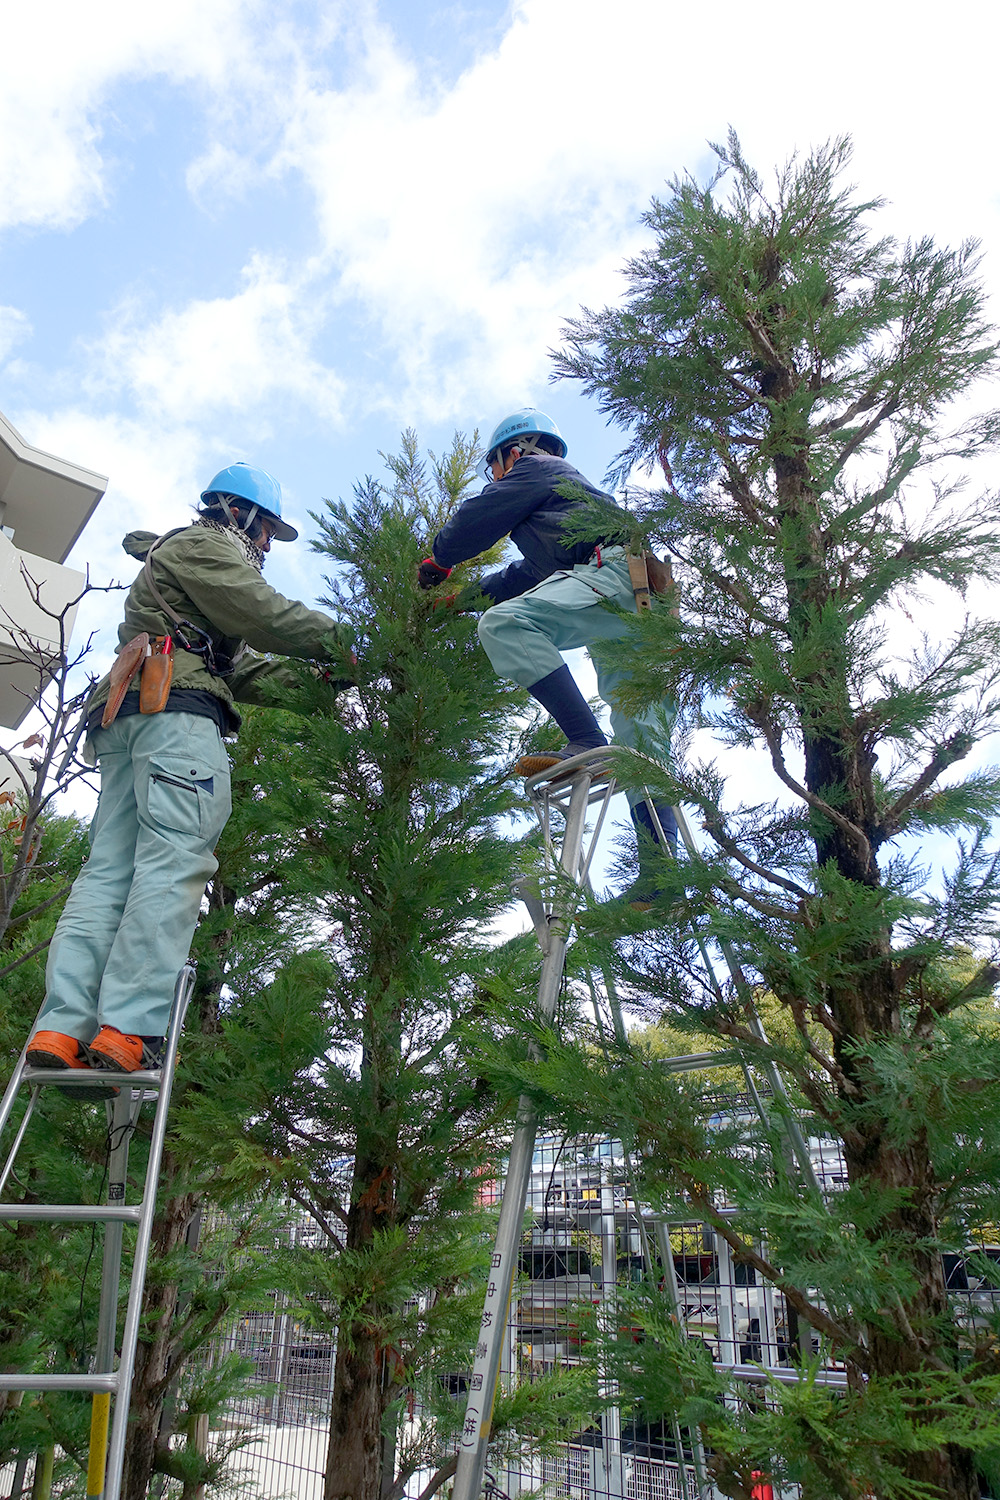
[
  {"left": 0, "top": 964, "right": 195, "bottom": 1500},
  {"left": 452, "top": 750, "right": 819, "bottom": 1500},
  {"left": 452, "top": 748, "right": 620, "bottom": 1500}
]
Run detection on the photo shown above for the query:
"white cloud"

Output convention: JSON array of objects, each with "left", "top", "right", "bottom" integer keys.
[
  {"left": 14, "top": 405, "right": 333, "bottom": 658},
  {"left": 0, "top": 0, "right": 330, "bottom": 233},
  {"left": 9, "top": 0, "right": 1000, "bottom": 517},
  {"left": 0, "top": 307, "right": 31, "bottom": 363},
  {"left": 262, "top": 7, "right": 680, "bottom": 416},
  {"left": 19, "top": 409, "right": 204, "bottom": 568},
  {"left": 88, "top": 255, "right": 346, "bottom": 426},
  {"left": 230, "top": 0, "right": 1000, "bottom": 427}
]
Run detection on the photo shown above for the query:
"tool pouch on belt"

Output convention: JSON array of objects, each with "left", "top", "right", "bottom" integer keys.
[
  {"left": 626, "top": 550, "right": 673, "bottom": 612},
  {"left": 139, "top": 636, "right": 174, "bottom": 714},
  {"left": 102, "top": 633, "right": 150, "bottom": 728}
]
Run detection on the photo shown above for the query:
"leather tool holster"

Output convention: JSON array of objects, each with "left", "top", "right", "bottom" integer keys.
[
  {"left": 626, "top": 550, "right": 674, "bottom": 611},
  {"left": 140, "top": 637, "right": 174, "bottom": 714},
  {"left": 101, "top": 634, "right": 150, "bottom": 728}
]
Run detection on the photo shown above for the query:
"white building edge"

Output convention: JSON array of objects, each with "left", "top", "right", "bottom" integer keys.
[{"left": 0, "top": 407, "right": 107, "bottom": 743}]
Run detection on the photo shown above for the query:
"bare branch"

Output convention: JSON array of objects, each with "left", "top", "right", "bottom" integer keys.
[
  {"left": 288, "top": 1188, "right": 346, "bottom": 1250},
  {"left": 878, "top": 729, "right": 976, "bottom": 838},
  {"left": 701, "top": 813, "right": 812, "bottom": 899},
  {"left": 3, "top": 882, "right": 74, "bottom": 931},
  {"left": 414, "top": 1455, "right": 458, "bottom": 1500},
  {"left": 682, "top": 1179, "right": 867, "bottom": 1374},
  {"left": 753, "top": 715, "right": 872, "bottom": 862},
  {"left": 0, "top": 936, "right": 51, "bottom": 980}
]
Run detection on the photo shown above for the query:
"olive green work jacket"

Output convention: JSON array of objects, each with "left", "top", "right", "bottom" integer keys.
[{"left": 87, "top": 524, "right": 348, "bottom": 729}]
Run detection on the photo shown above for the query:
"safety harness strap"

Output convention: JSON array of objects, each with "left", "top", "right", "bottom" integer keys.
[{"left": 142, "top": 529, "right": 245, "bottom": 678}]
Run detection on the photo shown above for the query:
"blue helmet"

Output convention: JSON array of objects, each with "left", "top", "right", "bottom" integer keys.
[
  {"left": 484, "top": 408, "right": 567, "bottom": 473},
  {"left": 200, "top": 461, "right": 298, "bottom": 542}
]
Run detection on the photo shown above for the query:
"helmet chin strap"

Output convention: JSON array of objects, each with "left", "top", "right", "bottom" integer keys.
[{"left": 221, "top": 496, "right": 260, "bottom": 535}]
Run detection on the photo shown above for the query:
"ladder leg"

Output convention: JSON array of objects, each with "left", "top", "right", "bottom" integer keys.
[
  {"left": 0, "top": 1038, "right": 33, "bottom": 1139},
  {"left": 102, "top": 965, "right": 195, "bottom": 1500},
  {"left": 0, "top": 1086, "right": 41, "bottom": 1196},
  {"left": 651, "top": 1221, "right": 711, "bottom": 1500},
  {"left": 453, "top": 775, "right": 593, "bottom": 1500},
  {"left": 86, "top": 1396, "right": 112, "bottom": 1500},
  {"left": 671, "top": 804, "right": 818, "bottom": 1192},
  {"left": 87, "top": 1087, "right": 139, "bottom": 1500}
]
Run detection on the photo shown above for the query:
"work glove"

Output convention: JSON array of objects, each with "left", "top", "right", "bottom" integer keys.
[
  {"left": 428, "top": 584, "right": 490, "bottom": 618},
  {"left": 417, "top": 556, "right": 452, "bottom": 590},
  {"left": 318, "top": 665, "right": 355, "bottom": 693},
  {"left": 317, "top": 646, "right": 359, "bottom": 693}
]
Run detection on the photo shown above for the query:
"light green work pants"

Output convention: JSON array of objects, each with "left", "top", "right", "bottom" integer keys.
[
  {"left": 39, "top": 712, "right": 232, "bottom": 1041},
  {"left": 476, "top": 549, "right": 675, "bottom": 801}
]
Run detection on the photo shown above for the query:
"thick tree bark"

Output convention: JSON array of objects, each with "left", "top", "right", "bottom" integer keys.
[
  {"left": 325, "top": 1323, "right": 391, "bottom": 1500},
  {"left": 121, "top": 1177, "right": 199, "bottom": 1500},
  {"left": 771, "top": 413, "right": 980, "bottom": 1497},
  {"left": 324, "top": 1129, "right": 398, "bottom": 1500}
]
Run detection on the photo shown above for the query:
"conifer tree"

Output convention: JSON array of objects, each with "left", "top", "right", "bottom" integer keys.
[
  {"left": 118, "top": 732, "right": 323, "bottom": 1500},
  {"left": 189, "top": 433, "right": 541, "bottom": 1500},
  {"left": 0, "top": 810, "right": 96, "bottom": 1488},
  {"left": 534, "top": 135, "right": 1000, "bottom": 1498}
]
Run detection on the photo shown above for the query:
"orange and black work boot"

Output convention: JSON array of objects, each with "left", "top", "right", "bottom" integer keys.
[
  {"left": 26, "top": 1030, "right": 91, "bottom": 1071},
  {"left": 515, "top": 742, "right": 613, "bottom": 779},
  {"left": 86, "top": 1027, "right": 163, "bottom": 1073},
  {"left": 25, "top": 1030, "right": 117, "bottom": 1098}
]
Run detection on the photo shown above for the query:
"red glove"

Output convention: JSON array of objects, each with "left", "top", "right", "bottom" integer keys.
[
  {"left": 432, "top": 594, "right": 458, "bottom": 612},
  {"left": 417, "top": 556, "right": 452, "bottom": 589}
]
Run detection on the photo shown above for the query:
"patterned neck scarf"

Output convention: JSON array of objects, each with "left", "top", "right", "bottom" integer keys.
[{"left": 194, "top": 516, "right": 265, "bottom": 572}]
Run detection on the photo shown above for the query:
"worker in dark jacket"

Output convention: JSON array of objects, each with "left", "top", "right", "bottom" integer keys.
[
  {"left": 27, "top": 463, "right": 353, "bottom": 1078},
  {"left": 417, "top": 408, "right": 676, "bottom": 904}
]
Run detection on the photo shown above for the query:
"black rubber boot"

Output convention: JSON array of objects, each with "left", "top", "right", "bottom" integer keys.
[
  {"left": 526, "top": 664, "right": 607, "bottom": 749},
  {"left": 622, "top": 799, "right": 678, "bottom": 909}
]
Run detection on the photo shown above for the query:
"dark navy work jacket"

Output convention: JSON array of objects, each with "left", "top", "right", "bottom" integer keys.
[{"left": 431, "top": 455, "right": 625, "bottom": 604}]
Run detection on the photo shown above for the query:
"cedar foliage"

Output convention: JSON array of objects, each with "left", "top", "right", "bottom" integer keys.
[
  {"left": 187, "top": 432, "right": 546, "bottom": 1500},
  {"left": 530, "top": 134, "right": 1000, "bottom": 1498}
]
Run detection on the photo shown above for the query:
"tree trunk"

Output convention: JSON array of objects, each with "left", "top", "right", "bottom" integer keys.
[
  {"left": 121, "top": 1179, "right": 199, "bottom": 1500},
  {"left": 324, "top": 1136, "right": 398, "bottom": 1500},
  {"left": 751, "top": 330, "right": 982, "bottom": 1494},
  {"left": 325, "top": 1326, "right": 391, "bottom": 1500},
  {"left": 28, "top": 1444, "right": 53, "bottom": 1500}
]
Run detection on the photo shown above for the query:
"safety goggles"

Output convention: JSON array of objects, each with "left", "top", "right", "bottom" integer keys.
[{"left": 480, "top": 450, "right": 501, "bottom": 483}]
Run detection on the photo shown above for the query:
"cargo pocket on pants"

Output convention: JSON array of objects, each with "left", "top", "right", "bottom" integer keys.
[{"left": 148, "top": 756, "right": 217, "bottom": 838}]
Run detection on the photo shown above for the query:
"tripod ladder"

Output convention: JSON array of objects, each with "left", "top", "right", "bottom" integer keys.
[
  {"left": 453, "top": 750, "right": 818, "bottom": 1500},
  {"left": 452, "top": 750, "right": 618, "bottom": 1500}
]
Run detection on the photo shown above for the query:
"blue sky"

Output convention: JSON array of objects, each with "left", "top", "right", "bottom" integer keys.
[{"left": 2, "top": 0, "right": 999, "bottom": 855}]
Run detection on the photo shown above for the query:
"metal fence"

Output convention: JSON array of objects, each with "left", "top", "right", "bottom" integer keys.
[
  {"left": 195, "top": 1126, "right": 829, "bottom": 1500},
  {"left": 6, "top": 1119, "right": 1000, "bottom": 1500}
]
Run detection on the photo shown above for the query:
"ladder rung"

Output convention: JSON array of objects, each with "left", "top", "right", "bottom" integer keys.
[
  {"left": 0, "top": 1372, "right": 119, "bottom": 1393},
  {"left": 21, "top": 1067, "right": 162, "bottom": 1089},
  {"left": 0, "top": 1204, "right": 142, "bottom": 1224}
]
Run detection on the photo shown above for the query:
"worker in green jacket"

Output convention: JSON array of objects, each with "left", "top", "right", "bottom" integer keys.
[{"left": 27, "top": 463, "right": 352, "bottom": 1079}]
